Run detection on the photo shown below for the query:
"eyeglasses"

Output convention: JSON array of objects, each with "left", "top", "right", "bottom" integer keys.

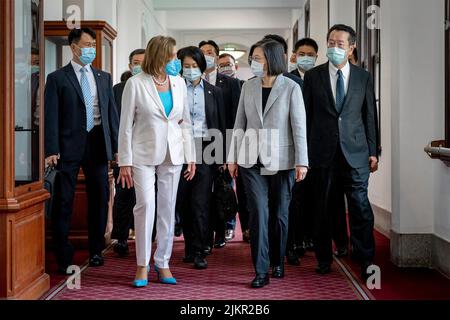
[
  {"left": 327, "top": 40, "right": 347, "bottom": 49},
  {"left": 75, "top": 42, "right": 96, "bottom": 49}
]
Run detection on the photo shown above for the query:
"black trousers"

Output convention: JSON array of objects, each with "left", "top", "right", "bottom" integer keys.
[
  {"left": 111, "top": 166, "right": 135, "bottom": 242},
  {"left": 312, "top": 146, "right": 375, "bottom": 266},
  {"left": 177, "top": 163, "right": 214, "bottom": 256},
  {"left": 240, "top": 166, "right": 295, "bottom": 275},
  {"left": 52, "top": 125, "right": 109, "bottom": 267},
  {"left": 331, "top": 185, "right": 349, "bottom": 249}
]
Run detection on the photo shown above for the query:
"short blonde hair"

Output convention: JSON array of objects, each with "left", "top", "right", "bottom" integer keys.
[{"left": 142, "top": 36, "right": 176, "bottom": 76}]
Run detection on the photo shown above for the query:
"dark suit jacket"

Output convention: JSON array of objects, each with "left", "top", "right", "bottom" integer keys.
[
  {"left": 303, "top": 62, "right": 378, "bottom": 169},
  {"left": 44, "top": 63, "right": 119, "bottom": 162},
  {"left": 203, "top": 80, "right": 226, "bottom": 137},
  {"left": 113, "top": 81, "right": 126, "bottom": 118},
  {"left": 284, "top": 71, "right": 304, "bottom": 90},
  {"left": 187, "top": 80, "right": 226, "bottom": 163},
  {"left": 215, "top": 73, "right": 242, "bottom": 130}
]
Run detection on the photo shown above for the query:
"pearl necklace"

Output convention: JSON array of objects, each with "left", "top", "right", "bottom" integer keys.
[{"left": 152, "top": 75, "right": 168, "bottom": 86}]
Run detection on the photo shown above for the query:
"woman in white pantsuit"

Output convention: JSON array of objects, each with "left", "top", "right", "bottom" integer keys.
[{"left": 118, "top": 36, "right": 196, "bottom": 287}]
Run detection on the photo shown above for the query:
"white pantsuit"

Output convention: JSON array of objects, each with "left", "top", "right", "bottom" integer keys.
[{"left": 118, "top": 72, "right": 195, "bottom": 268}]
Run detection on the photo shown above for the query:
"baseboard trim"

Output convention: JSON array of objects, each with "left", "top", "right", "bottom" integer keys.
[
  {"left": 390, "top": 231, "right": 450, "bottom": 278},
  {"left": 372, "top": 204, "right": 391, "bottom": 239}
]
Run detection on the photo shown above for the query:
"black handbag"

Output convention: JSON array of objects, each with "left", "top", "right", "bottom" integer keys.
[
  {"left": 213, "top": 167, "right": 238, "bottom": 222},
  {"left": 43, "top": 166, "right": 60, "bottom": 220}
]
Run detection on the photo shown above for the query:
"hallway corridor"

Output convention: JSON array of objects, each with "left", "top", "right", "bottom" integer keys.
[
  {"left": 41, "top": 229, "right": 450, "bottom": 301},
  {"left": 42, "top": 236, "right": 366, "bottom": 301}
]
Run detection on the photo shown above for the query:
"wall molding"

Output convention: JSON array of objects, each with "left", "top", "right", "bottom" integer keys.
[
  {"left": 372, "top": 204, "right": 391, "bottom": 238},
  {"left": 390, "top": 231, "right": 450, "bottom": 279}
]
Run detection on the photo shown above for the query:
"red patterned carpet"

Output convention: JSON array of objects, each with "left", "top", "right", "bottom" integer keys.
[{"left": 42, "top": 236, "right": 364, "bottom": 301}]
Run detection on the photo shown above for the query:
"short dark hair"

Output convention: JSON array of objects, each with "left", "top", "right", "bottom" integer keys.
[
  {"left": 198, "top": 40, "right": 220, "bottom": 56},
  {"left": 121, "top": 71, "right": 132, "bottom": 82},
  {"left": 248, "top": 44, "right": 257, "bottom": 65},
  {"left": 129, "top": 49, "right": 146, "bottom": 64},
  {"left": 218, "top": 53, "right": 236, "bottom": 63},
  {"left": 177, "top": 46, "right": 207, "bottom": 74},
  {"left": 252, "top": 40, "right": 286, "bottom": 76},
  {"left": 263, "top": 34, "right": 288, "bottom": 54},
  {"left": 327, "top": 24, "right": 357, "bottom": 45},
  {"left": 68, "top": 28, "right": 96, "bottom": 45},
  {"left": 294, "top": 38, "right": 319, "bottom": 53}
]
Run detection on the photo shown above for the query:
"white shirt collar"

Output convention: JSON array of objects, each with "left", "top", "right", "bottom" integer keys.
[
  {"left": 71, "top": 60, "right": 92, "bottom": 72},
  {"left": 329, "top": 60, "right": 350, "bottom": 78}
]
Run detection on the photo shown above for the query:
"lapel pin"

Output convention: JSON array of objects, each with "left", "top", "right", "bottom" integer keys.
[{"left": 208, "top": 91, "right": 212, "bottom": 95}]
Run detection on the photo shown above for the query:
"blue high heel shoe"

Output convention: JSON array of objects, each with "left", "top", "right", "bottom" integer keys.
[
  {"left": 154, "top": 265, "right": 177, "bottom": 285},
  {"left": 132, "top": 265, "right": 151, "bottom": 287}
]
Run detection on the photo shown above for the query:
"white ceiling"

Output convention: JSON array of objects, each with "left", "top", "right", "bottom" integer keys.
[{"left": 153, "top": 0, "right": 305, "bottom": 10}]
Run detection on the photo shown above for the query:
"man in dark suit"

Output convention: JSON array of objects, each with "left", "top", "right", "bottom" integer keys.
[
  {"left": 199, "top": 40, "right": 242, "bottom": 250},
  {"left": 44, "top": 28, "right": 119, "bottom": 273},
  {"left": 262, "top": 35, "right": 303, "bottom": 89},
  {"left": 303, "top": 24, "right": 378, "bottom": 279},
  {"left": 111, "top": 48, "right": 145, "bottom": 257}
]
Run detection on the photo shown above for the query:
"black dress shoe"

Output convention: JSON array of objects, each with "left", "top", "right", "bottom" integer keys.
[
  {"left": 203, "top": 246, "right": 212, "bottom": 256},
  {"left": 113, "top": 240, "right": 129, "bottom": 257},
  {"left": 213, "top": 239, "right": 226, "bottom": 249},
  {"left": 251, "top": 274, "right": 270, "bottom": 288},
  {"left": 304, "top": 239, "right": 314, "bottom": 252},
  {"left": 272, "top": 266, "right": 285, "bottom": 278},
  {"left": 175, "top": 225, "right": 182, "bottom": 237},
  {"left": 360, "top": 261, "right": 374, "bottom": 281},
  {"left": 194, "top": 254, "right": 208, "bottom": 269},
  {"left": 287, "top": 250, "right": 300, "bottom": 266},
  {"left": 334, "top": 247, "right": 349, "bottom": 258},
  {"left": 182, "top": 254, "right": 195, "bottom": 263},
  {"left": 89, "top": 254, "right": 104, "bottom": 267},
  {"left": 315, "top": 263, "right": 331, "bottom": 275},
  {"left": 295, "top": 245, "right": 306, "bottom": 257},
  {"left": 56, "top": 265, "right": 72, "bottom": 275}
]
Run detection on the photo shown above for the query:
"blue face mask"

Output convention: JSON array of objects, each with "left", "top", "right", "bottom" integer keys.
[
  {"left": 183, "top": 67, "right": 202, "bottom": 82},
  {"left": 205, "top": 55, "right": 216, "bottom": 69},
  {"left": 131, "top": 65, "right": 142, "bottom": 76},
  {"left": 77, "top": 46, "right": 96, "bottom": 65},
  {"left": 297, "top": 56, "right": 317, "bottom": 71},
  {"left": 165, "top": 59, "right": 182, "bottom": 76},
  {"left": 31, "top": 65, "right": 40, "bottom": 74},
  {"left": 251, "top": 60, "right": 265, "bottom": 78},
  {"left": 327, "top": 47, "right": 347, "bottom": 67}
]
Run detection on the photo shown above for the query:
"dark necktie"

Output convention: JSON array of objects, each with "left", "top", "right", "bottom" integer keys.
[{"left": 336, "top": 69, "right": 345, "bottom": 114}]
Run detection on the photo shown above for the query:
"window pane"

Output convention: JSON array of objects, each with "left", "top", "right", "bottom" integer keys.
[{"left": 14, "top": 0, "right": 41, "bottom": 186}]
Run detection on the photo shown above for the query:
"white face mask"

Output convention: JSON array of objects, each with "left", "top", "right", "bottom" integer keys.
[
  {"left": 251, "top": 60, "right": 265, "bottom": 78},
  {"left": 205, "top": 55, "right": 216, "bottom": 69},
  {"left": 218, "top": 65, "right": 236, "bottom": 77},
  {"left": 183, "top": 67, "right": 202, "bottom": 82},
  {"left": 288, "top": 62, "right": 298, "bottom": 73}
]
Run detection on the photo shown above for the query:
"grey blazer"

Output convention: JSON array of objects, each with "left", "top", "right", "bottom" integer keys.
[{"left": 228, "top": 75, "right": 308, "bottom": 172}]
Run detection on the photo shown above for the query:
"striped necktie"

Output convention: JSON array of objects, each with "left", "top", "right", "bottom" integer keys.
[{"left": 80, "top": 67, "right": 95, "bottom": 132}]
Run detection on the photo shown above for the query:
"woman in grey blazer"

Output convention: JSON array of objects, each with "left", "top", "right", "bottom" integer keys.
[{"left": 228, "top": 40, "right": 309, "bottom": 288}]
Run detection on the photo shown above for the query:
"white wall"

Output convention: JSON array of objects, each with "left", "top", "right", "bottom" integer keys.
[
  {"left": 309, "top": 0, "right": 329, "bottom": 64},
  {"left": 115, "top": 0, "right": 168, "bottom": 83},
  {"left": 165, "top": 9, "right": 293, "bottom": 31},
  {"left": 382, "top": 0, "right": 449, "bottom": 241},
  {"left": 328, "top": 0, "right": 356, "bottom": 28},
  {"left": 369, "top": 0, "right": 392, "bottom": 215}
]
